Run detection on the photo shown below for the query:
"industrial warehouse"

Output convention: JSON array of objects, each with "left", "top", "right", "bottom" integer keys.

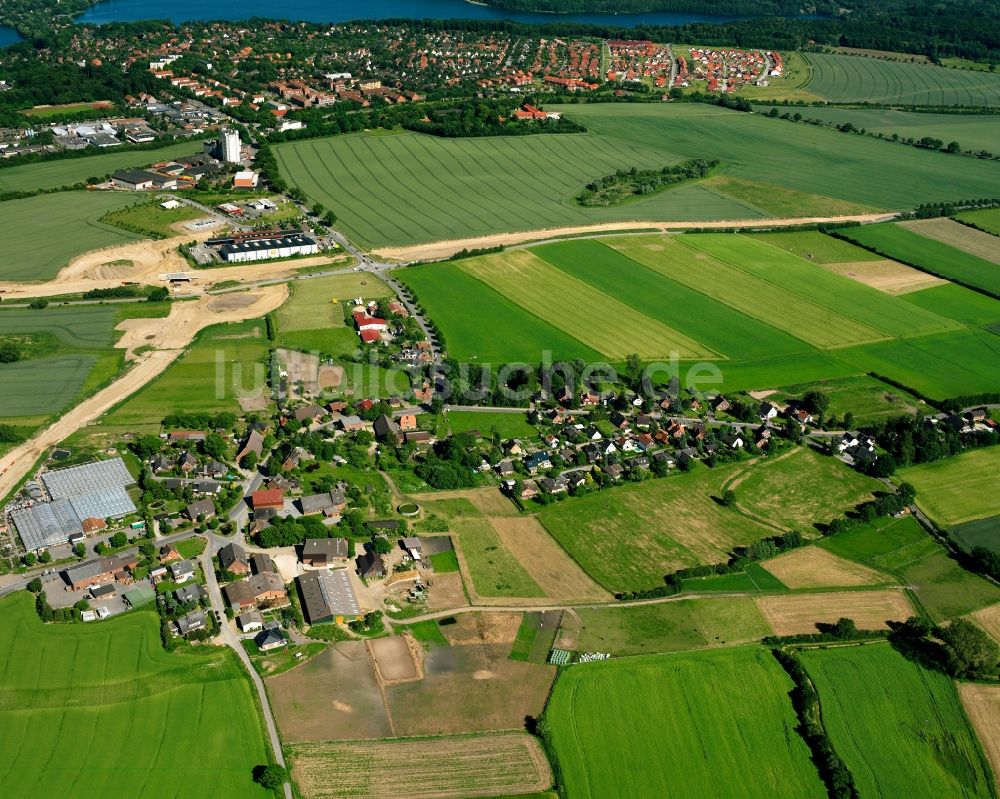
[
  {"left": 208, "top": 229, "right": 319, "bottom": 262},
  {"left": 8, "top": 458, "right": 137, "bottom": 551}
]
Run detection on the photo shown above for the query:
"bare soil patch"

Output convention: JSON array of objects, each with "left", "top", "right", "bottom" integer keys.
[
  {"left": 424, "top": 572, "right": 466, "bottom": 611},
  {"left": 959, "top": 682, "right": 1000, "bottom": 794},
  {"left": 289, "top": 732, "right": 552, "bottom": 799},
  {"left": 386, "top": 643, "right": 555, "bottom": 737},
  {"left": 208, "top": 293, "right": 258, "bottom": 311},
  {"left": 761, "top": 546, "right": 893, "bottom": 589},
  {"left": 267, "top": 642, "right": 392, "bottom": 742},
  {"left": 488, "top": 516, "right": 610, "bottom": 602},
  {"left": 819, "top": 258, "right": 945, "bottom": 294},
  {"left": 755, "top": 589, "right": 914, "bottom": 636},
  {"left": 901, "top": 218, "right": 1000, "bottom": 264},
  {"left": 440, "top": 611, "right": 521, "bottom": 646},
  {"left": 970, "top": 603, "right": 1000, "bottom": 646},
  {"left": 369, "top": 634, "right": 421, "bottom": 683}
]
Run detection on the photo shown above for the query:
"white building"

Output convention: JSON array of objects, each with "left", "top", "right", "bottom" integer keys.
[
  {"left": 218, "top": 233, "right": 318, "bottom": 263},
  {"left": 220, "top": 127, "right": 241, "bottom": 163}
]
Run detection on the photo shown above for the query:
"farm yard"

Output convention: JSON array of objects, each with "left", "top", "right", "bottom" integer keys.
[
  {"left": 0, "top": 139, "right": 200, "bottom": 193},
  {"left": 0, "top": 192, "right": 144, "bottom": 282},
  {"left": 288, "top": 733, "right": 552, "bottom": 799},
  {"left": 800, "top": 52, "right": 1000, "bottom": 106},
  {"left": 273, "top": 103, "right": 1000, "bottom": 249},
  {"left": 0, "top": 594, "right": 271, "bottom": 799},
  {"left": 840, "top": 223, "right": 1000, "bottom": 297},
  {"left": 544, "top": 647, "right": 826, "bottom": 799},
  {"left": 800, "top": 644, "right": 995, "bottom": 799}
]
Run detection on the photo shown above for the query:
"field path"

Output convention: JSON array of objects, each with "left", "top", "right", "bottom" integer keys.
[
  {"left": 373, "top": 212, "right": 898, "bottom": 261},
  {"left": 0, "top": 286, "right": 288, "bottom": 500}
]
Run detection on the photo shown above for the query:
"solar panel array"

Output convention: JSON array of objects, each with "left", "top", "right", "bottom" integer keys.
[{"left": 13, "top": 459, "right": 137, "bottom": 551}]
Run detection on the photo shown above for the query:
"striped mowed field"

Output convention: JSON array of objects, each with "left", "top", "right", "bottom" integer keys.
[{"left": 274, "top": 103, "right": 1000, "bottom": 249}]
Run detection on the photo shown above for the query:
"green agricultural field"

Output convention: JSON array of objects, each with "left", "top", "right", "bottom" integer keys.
[
  {"left": 818, "top": 515, "right": 930, "bottom": 571},
  {"left": 100, "top": 319, "right": 270, "bottom": 431},
  {"left": 0, "top": 140, "right": 202, "bottom": 193},
  {"left": 747, "top": 230, "right": 882, "bottom": 264},
  {"left": 567, "top": 598, "right": 771, "bottom": 655},
  {"left": 274, "top": 272, "right": 390, "bottom": 356},
  {"left": 398, "top": 262, "right": 600, "bottom": 363},
  {"left": 537, "top": 450, "right": 872, "bottom": 593},
  {"left": 0, "top": 593, "right": 271, "bottom": 798},
  {"left": 902, "top": 284, "right": 1000, "bottom": 326},
  {"left": 800, "top": 644, "right": 995, "bottom": 799},
  {"left": 0, "top": 192, "right": 144, "bottom": 281},
  {"left": 421, "top": 498, "right": 544, "bottom": 598},
  {"left": 951, "top": 516, "right": 1000, "bottom": 555},
  {"left": 957, "top": 208, "right": 1000, "bottom": 235},
  {"left": 771, "top": 374, "right": 928, "bottom": 422},
  {"left": 274, "top": 103, "right": 1000, "bottom": 248},
  {"left": 446, "top": 410, "right": 537, "bottom": 440},
  {"left": 755, "top": 106, "right": 1000, "bottom": 153},
  {"left": 801, "top": 52, "right": 1000, "bottom": 106},
  {"left": 459, "top": 249, "right": 716, "bottom": 360},
  {"left": 730, "top": 447, "right": 880, "bottom": 532},
  {"left": 546, "top": 647, "right": 825, "bottom": 799},
  {"left": 841, "top": 223, "right": 1000, "bottom": 297},
  {"left": 899, "top": 448, "right": 1000, "bottom": 527}
]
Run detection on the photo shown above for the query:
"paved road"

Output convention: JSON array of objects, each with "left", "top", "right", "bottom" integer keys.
[{"left": 201, "top": 534, "right": 291, "bottom": 799}]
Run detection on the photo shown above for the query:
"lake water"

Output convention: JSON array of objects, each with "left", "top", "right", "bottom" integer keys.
[
  {"left": 0, "top": 26, "right": 22, "bottom": 47},
  {"left": 79, "top": 0, "right": 744, "bottom": 27}
]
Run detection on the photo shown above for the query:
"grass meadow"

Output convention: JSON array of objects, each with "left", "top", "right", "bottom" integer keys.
[
  {"left": 899, "top": 447, "right": 1000, "bottom": 527},
  {"left": 771, "top": 375, "right": 927, "bottom": 422},
  {"left": 274, "top": 103, "right": 1000, "bottom": 248},
  {"left": 801, "top": 52, "right": 1000, "bottom": 106},
  {"left": 0, "top": 140, "right": 201, "bottom": 193},
  {"left": 446, "top": 410, "right": 537, "bottom": 440},
  {"left": 0, "top": 593, "right": 271, "bottom": 799},
  {"left": 545, "top": 647, "right": 825, "bottom": 799},
  {"left": 957, "top": 208, "right": 1000, "bottom": 235},
  {"left": 0, "top": 192, "right": 143, "bottom": 281},
  {"left": 755, "top": 106, "right": 1000, "bottom": 153},
  {"left": 537, "top": 450, "right": 876, "bottom": 593},
  {"left": 840, "top": 223, "right": 1000, "bottom": 297},
  {"left": 800, "top": 644, "right": 995, "bottom": 799}
]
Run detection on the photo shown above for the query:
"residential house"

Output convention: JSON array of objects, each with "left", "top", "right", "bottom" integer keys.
[
  {"left": 301, "top": 537, "right": 350, "bottom": 566},
  {"left": 373, "top": 414, "right": 403, "bottom": 444},
  {"left": 218, "top": 542, "right": 250, "bottom": 575},
  {"left": 356, "top": 549, "right": 387, "bottom": 580},
  {"left": 63, "top": 554, "right": 138, "bottom": 591},
  {"left": 339, "top": 415, "right": 366, "bottom": 432},
  {"left": 255, "top": 626, "right": 286, "bottom": 652},
  {"left": 159, "top": 544, "right": 181, "bottom": 563},
  {"left": 175, "top": 610, "right": 207, "bottom": 636},
  {"left": 293, "top": 403, "right": 324, "bottom": 423},
  {"left": 174, "top": 583, "right": 206, "bottom": 604},
  {"left": 250, "top": 552, "right": 278, "bottom": 574},
  {"left": 496, "top": 460, "right": 515, "bottom": 477},
  {"left": 185, "top": 498, "right": 216, "bottom": 521},
  {"left": 524, "top": 452, "right": 553, "bottom": 473},
  {"left": 398, "top": 414, "right": 418, "bottom": 431},
  {"left": 722, "top": 433, "right": 745, "bottom": 449},
  {"left": 178, "top": 451, "right": 197, "bottom": 472},
  {"left": 298, "top": 489, "right": 346, "bottom": 517},
  {"left": 237, "top": 610, "right": 264, "bottom": 632},
  {"left": 540, "top": 476, "right": 569, "bottom": 494},
  {"left": 169, "top": 559, "right": 196, "bottom": 584},
  {"left": 759, "top": 402, "right": 779, "bottom": 421},
  {"left": 223, "top": 572, "right": 289, "bottom": 611},
  {"left": 605, "top": 463, "right": 624, "bottom": 481}
]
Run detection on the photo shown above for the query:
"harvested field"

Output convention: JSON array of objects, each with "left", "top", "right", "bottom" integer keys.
[
  {"left": 819, "top": 258, "right": 946, "bottom": 294},
  {"left": 289, "top": 732, "right": 552, "bottom": 799},
  {"left": 385, "top": 643, "right": 556, "bottom": 737},
  {"left": 754, "top": 589, "right": 914, "bottom": 635},
  {"left": 369, "top": 635, "right": 420, "bottom": 683},
  {"left": 760, "top": 546, "right": 893, "bottom": 589},
  {"left": 901, "top": 218, "right": 1000, "bottom": 264},
  {"left": 958, "top": 682, "right": 1000, "bottom": 794},
  {"left": 267, "top": 642, "right": 391, "bottom": 742},
  {"left": 971, "top": 604, "right": 1000, "bottom": 645},
  {"left": 439, "top": 611, "right": 522, "bottom": 646},
  {"left": 488, "top": 516, "right": 611, "bottom": 602}
]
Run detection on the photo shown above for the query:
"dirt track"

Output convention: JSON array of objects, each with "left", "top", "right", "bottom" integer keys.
[
  {"left": 373, "top": 213, "right": 898, "bottom": 262},
  {"left": 0, "top": 285, "right": 287, "bottom": 499}
]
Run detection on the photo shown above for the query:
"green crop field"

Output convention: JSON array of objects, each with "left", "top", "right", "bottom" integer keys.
[
  {"left": 100, "top": 319, "right": 270, "bottom": 431},
  {"left": 899, "top": 448, "right": 1000, "bottom": 527},
  {"left": 0, "top": 192, "right": 144, "bottom": 281},
  {"left": 951, "top": 516, "right": 1000, "bottom": 554},
  {"left": 537, "top": 449, "right": 875, "bottom": 593},
  {"left": 771, "top": 375, "right": 928, "bottom": 422},
  {"left": 747, "top": 230, "right": 882, "bottom": 264},
  {"left": 801, "top": 52, "right": 1000, "bottom": 106},
  {"left": 800, "top": 644, "right": 995, "bottom": 798},
  {"left": 446, "top": 410, "right": 537, "bottom": 440},
  {"left": 274, "top": 103, "right": 1000, "bottom": 248},
  {"left": 818, "top": 515, "right": 930, "bottom": 570},
  {"left": 545, "top": 647, "right": 825, "bottom": 799},
  {"left": 958, "top": 208, "right": 1000, "bottom": 235},
  {"left": 755, "top": 106, "right": 1000, "bottom": 153},
  {"left": 0, "top": 140, "right": 202, "bottom": 193},
  {"left": 0, "top": 593, "right": 271, "bottom": 798},
  {"left": 841, "top": 223, "right": 1000, "bottom": 297},
  {"left": 902, "top": 284, "right": 1000, "bottom": 326},
  {"left": 274, "top": 272, "right": 390, "bottom": 356}
]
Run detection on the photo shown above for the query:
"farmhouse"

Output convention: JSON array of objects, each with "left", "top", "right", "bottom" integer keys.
[
  {"left": 63, "top": 554, "right": 138, "bottom": 591},
  {"left": 356, "top": 549, "right": 387, "bottom": 580},
  {"left": 297, "top": 569, "right": 363, "bottom": 624},
  {"left": 252, "top": 488, "right": 285, "bottom": 511},
  {"left": 373, "top": 414, "right": 403, "bottom": 444},
  {"left": 298, "top": 489, "right": 346, "bottom": 516},
  {"left": 218, "top": 542, "right": 250, "bottom": 575},
  {"left": 250, "top": 552, "right": 278, "bottom": 574},
  {"left": 301, "top": 537, "right": 350, "bottom": 566},
  {"left": 223, "top": 572, "right": 289, "bottom": 611},
  {"left": 236, "top": 428, "right": 265, "bottom": 461}
]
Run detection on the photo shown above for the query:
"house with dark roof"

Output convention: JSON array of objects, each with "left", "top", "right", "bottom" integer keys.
[
  {"left": 185, "top": 498, "right": 216, "bottom": 521},
  {"left": 373, "top": 414, "right": 403, "bottom": 444},
  {"left": 223, "top": 572, "right": 289, "bottom": 611},
  {"left": 218, "top": 542, "right": 250, "bottom": 575},
  {"left": 175, "top": 609, "right": 207, "bottom": 636},
  {"left": 255, "top": 626, "right": 286, "bottom": 652},
  {"left": 301, "top": 537, "right": 350, "bottom": 566},
  {"left": 297, "top": 569, "right": 362, "bottom": 624},
  {"left": 174, "top": 583, "right": 206, "bottom": 605},
  {"left": 298, "top": 489, "right": 346, "bottom": 517},
  {"left": 251, "top": 552, "right": 278, "bottom": 574},
  {"left": 356, "top": 549, "right": 386, "bottom": 580}
]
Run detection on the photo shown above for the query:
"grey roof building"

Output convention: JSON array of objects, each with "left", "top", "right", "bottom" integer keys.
[{"left": 297, "top": 569, "right": 362, "bottom": 624}]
